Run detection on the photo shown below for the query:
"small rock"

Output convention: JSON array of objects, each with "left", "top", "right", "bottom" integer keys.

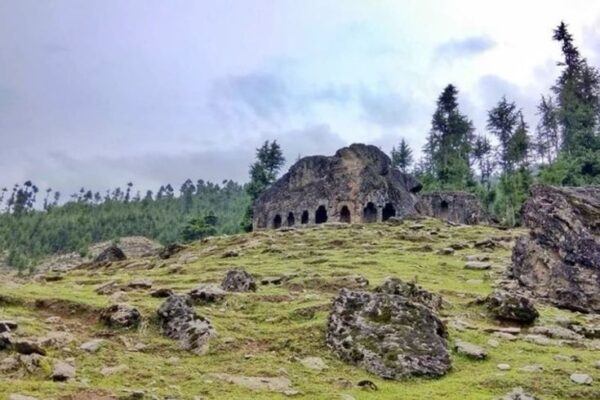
[
  {"left": 95, "top": 280, "right": 120, "bottom": 295},
  {"left": 465, "top": 255, "right": 490, "bottom": 262},
  {"left": 261, "top": 276, "right": 284, "bottom": 285},
  {"left": 52, "top": 360, "right": 75, "bottom": 381},
  {"left": 222, "top": 269, "right": 257, "bottom": 292},
  {"left": 150, "top": 288, "right": 174, "bottom": 298},
  {"left": 188, "top": 284, "right": 226, "bottom": 304},
  {"left": 299, "top": 356, "right": 327, "bottom": 371},
  {"left": 497, "top": 363, "right": 511, "bottom": 371},
  {"left": 454, "top": 341, "right": 487, "bottom": 360},
  {"left": 127, "top": 278, "right": 153, "bottom": 289},
  {"left": 519, "top": 364, "right": 543, "bottom": 373},
  {"left": 357, "top": 380, "right": 378, "bottom": 391},
  {"left": 437, "top": 248, "right": 455, "bottom": 255},
  {"left": 80, "top": 339, "right": 104, "bottom": 353},
  {"left": 222, "top": 250, "right": 239, "bottom": 258},
  {"left": 0, "top": 320, "right": 18, "bottom": 333},
  {"left": 100, "top": 364, "right": 128, "bottom": 376},
  {"left": 553, "top": 354, "right": 580, "bottom": 362},
  {"left": 0, "top": 332, "right": 12, "bottom": 350},
  {"left": 488, "top": 339, "right": 500, "bottom": 348},
  {"left": 109, "top": 290, "right": 129, "bottom": 303},
  {"left": 465, "top": 261, "right": 491, "bottom": 270},
  {"left": 14, "top": 339, "right": 46, "bottom": 356},
  {"left": 570, "top": 372, "right": 592, "bottom": 385},
  {"left": 499, "top": 387, "right": 538, "bottom": 400},
  {"left": 531, "top": 325, "right": 582, "bottom": 340},
  {"left": 523, "top": 334, "right": 555, "bottom": 346},
  {"left": 9, "top": 395, "right": 39, "bottom": 400}
]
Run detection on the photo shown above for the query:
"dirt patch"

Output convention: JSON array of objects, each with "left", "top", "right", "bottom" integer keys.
[
  {"left": 33, "top": 299, "right": 101, "bottom": 322},
  {"left": 60, "top": 390, "right": 117, "bottom": 400}
]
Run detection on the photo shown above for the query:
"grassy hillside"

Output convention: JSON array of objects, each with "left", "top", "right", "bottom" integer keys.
[{"left": 1, "top": 219, "right": 599, "bottom": 400}]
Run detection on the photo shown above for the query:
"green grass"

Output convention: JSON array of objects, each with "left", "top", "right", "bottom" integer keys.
[{"left": 1, "top": 218, "right": 599, "bottom": 399}]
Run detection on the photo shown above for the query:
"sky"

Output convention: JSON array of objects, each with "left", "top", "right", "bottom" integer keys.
[{"left": 1, "top": 0, "right": 600, "bottom": 197}]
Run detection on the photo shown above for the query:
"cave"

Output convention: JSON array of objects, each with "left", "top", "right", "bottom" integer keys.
[
  {"left": 273, "top": 214, "right": 282, "bottom": 229},
  {"left": 340, "top": 205, "right": 351, "bottom": 223},
  {"left": 287, "top": 212, "right": 295, "bottom": 226},
  {"left": 363, "top": 202, "right": 378, "bottom": 223},
  {"left": 315, "top": 205, "right": 328, "bottom": 224},
  {"left": 382, "top": 203, "right": 396, "bottom": 221},
  {"left": 301, "top": 210, "right": 309, "bottom": 224}
]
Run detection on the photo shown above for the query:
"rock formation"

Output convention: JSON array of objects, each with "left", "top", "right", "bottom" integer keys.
[
  {"left": 486, "top": 290, "right": 539, "bottom": 325},
  {"left": 253, "top": 144, "right": 422, "bottom": 229},
  {"left": 509, "top": 185, "right": 600, "bottom": 313},
  {"left": 326, "top": 282, "right": 451, "bottom": 379},
  {"left": 99, "top": 303, "right": 141, "bottom": 328},
  {"left": 416, "top": 191, "right": 489, "bottom": 225},
  {"left": 157, "top": 295, "right": 216, "bottom": 355},
  {"left": 94, "top": 246, "right": 126, "bottom": 263},
  {"left": 222, "top": 268, "right": 257, "bottom": 292}
]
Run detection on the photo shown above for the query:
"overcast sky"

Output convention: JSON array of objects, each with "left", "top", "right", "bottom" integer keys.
[{"left": 1, "top": 0, "right": 600, "bottom": 196}]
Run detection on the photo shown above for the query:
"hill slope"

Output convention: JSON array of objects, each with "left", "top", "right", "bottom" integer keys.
[{"left": 1, "top": 219, "right": 599, "bottom": 400}]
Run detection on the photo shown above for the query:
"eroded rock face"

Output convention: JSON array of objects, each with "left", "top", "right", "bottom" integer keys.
[
  {"left": 222, "top": 269, "right": 256, "bottom": 292},
  {"left": 94, "top": 246, "right": 126, "bottom": 263},
  {"left": 157, "top": 295, "right": 216, "bottom": 355},
  {"left": 509, "top": 185, "right": 600, "bottom": 313},
  {"left": 416, "top": 192, "right": 489, "bottom": 225},
  {"left": 253, "top": 144, "right": 422, "bottom": 230},
  {"left": 486, "top": 290, "right": 539, "bottom": 325},
  {"left": 326, "top": 288, "right": 450, "bottom": 379},
  {"left": 99, "top": 303, "right": 141, "bottom": 329}
]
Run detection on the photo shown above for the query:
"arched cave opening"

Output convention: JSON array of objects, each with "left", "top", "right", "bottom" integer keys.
[
  {"left": 287, "top": 212, "right": 295, "bottom": 227},
  {"left": 315, "top": 205, "right": 328, "bottom": 224},
  {"left": 363, "top": 202, "right": 378, "bottom": 223},
  {"left": 340, "top": 206, "right": 351, "bottom": 223},
  {"left": 382, "top": 203, "right": 396, "bottom": 221},
  {"left": 273, "top": 214, "right": 282, "bottom": 229},
  {"left": 301, "top": 210, "right": 309, "bottom": 224}
]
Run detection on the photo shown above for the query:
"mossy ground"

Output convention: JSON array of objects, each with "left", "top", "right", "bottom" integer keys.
[{"left": 1, "top": 218, "right": 599, "bottom": 399}]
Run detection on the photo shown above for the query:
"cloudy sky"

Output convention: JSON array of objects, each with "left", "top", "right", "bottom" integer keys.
[{"left": 1, "top": 0, "right": 600, "bottom": 196}]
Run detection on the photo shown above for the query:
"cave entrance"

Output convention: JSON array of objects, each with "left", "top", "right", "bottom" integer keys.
[
  {"left": 440, "top": 200, "right": 449, "bottom": 217},
  {"left": 363, "top": 202, "right": 378, "bottom": 223},
  {"left": 273, "top": 214, "right": 282, "bottom": 229},
  {"left": 301, "top": 210, "right": 309, "bottom": 224},
  {"left": 382, "top": 203, "right": 396, "bottom": 221},
  {"left": 287, "top": 212, "right": 295, "bottom": 227},
  {"left": 315, "top": 205, "right": 328, "bottom": 224},
  {"left": 340, "top": 206, "right": 351, "bottom": 223}
]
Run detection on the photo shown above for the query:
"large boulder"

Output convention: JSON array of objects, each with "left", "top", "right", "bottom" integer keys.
[
  {"left": 374, "top": 277, "right": 443, "bottom": 311},
  {"left": 94, "top": 246, "right": 126, "bottom": 263},
  {"left": 509, "top": 185, "right": 600, "bottom": 313},
  {"left": 416, "top": 191, "right": 489, "bottom": 225},
  {"left": 326, "top": 287, "right": 450, "bottom": 379},
  {"left": 222, "top": 269, "right": 257, "bottom": 292},
  {"left": 99, "top": 303, "right": 141, "bottom": 329},
  {"left": 486, "top": 290, "right": 539, "bottom": 325},
  {"left": 157, "top": 295, "right": 216, "bottom": 354}
]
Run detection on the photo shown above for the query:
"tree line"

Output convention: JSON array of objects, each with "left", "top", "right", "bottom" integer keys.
[{"left": 391, "top": 22, "right": 600, "bottom": 225}]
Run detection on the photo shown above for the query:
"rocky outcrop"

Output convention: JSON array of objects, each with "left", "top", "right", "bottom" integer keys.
[
  {"left": 509, "top": 185, "right": 600, "bottom": 313},
  {"left": 253, "top": 144, "right": 422, "bottom": 229},
  {"left": 374, "top": 277, "right": 443, "bottom": 311},
  {"left": 416, "top": 192, "right": 489, "bottom": 225},
  {"left": 158, "top": 243, "right": 187, "bottom": 260},
  {"left": 222, "top": 269, "right": 257, "bottom": 292},
  {"left": 326, "top": 285, "right": 450, "bottom": 380},
  {"left": 188, "top": 284, "right": 226, "bottom": 304},
  {"left": 94, "top": 246, "right": 126, "bottom": 263},
  {"left": 157, "top": 295, "right": 216, "bottom": 354}
]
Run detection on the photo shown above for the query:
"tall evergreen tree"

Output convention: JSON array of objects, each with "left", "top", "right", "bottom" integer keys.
[
  {"left": 423, "top": 84, "right": 475, "bottom": 189},
  {"left": 390, "top": 138, "right": 414, "bottom": 172},
  {"left": 535, "top": 95, "right": 560, "bottom": 164}
]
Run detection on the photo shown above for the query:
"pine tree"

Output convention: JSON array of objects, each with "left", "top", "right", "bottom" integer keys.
[
  {"left": 391, "top": 138, "right": 414, "bottom": 172},
  {"left": 535, "top": 95, "right": 560, "bottom": 164}
]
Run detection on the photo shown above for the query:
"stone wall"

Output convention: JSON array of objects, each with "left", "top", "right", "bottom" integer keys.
[{"left": 416, "top": 192, "right": 488, "bottom": 225}]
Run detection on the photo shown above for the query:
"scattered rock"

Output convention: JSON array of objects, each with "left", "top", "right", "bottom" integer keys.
[
  {"left": 127, "top": 278, "right": 153, "bottom": 289},
  {"left": 299, "top": 356, "right": 327, "bottom": 371},
  {"left": 357, "top": 380, "right": 378, "bottom": 391},
  {"left": 94, "top": 246, "right": 126, "bottom": 263},
  {"left": 188, "top": 284, "right": 226, "bottom": 304},
  {"left": 158, "top": 243, "right": 186, "bottom": 259},
  {"left": 99, "top": 304, "right": 141, "bottom": 329},
  {"left": 221, "top": 269, "right": 257, "bottom": 292},
  {"left": 437, "top": 248, "right": 455, "bottom": 255},
  {"left": 519, "top": 364, "right": 543, "bottom": 373},
  {"left": 52, "top": 360, "right": 75, "bottom": 381},
  {"left": 464, "top": 261, "right": 491, "bottom": 270},
  {"left": 498, "top": 387, "right": 538, "bottom": 400},
  {"left": 108, "top": 290, "right": 128, "bottom": 304},
  {"left": 157, "top": 295, "right": 217, "bottom": 354},
  {"left": 474, "top": 238, "right": 496, "bottom": 249},
  {"left": 95, "top": 280, "right": 120, "bottom": 295},
  {"left": 209, "top": 373, "right": 292, "bottom": 392},
  {"left": 0, "top": 332, "right": 12, "bottom": 350},
  {"left": 261, "top": 276, "right": 284, "bottom": 285},
  {"left": 150, "top": 288, "right": 174, "bottom": 298},
  {"left": 38, "top": 331, "right": 74, "bottom": 348},
  {"left": 222, "top": 250, "right": 239, "bottom": 258},
  {"left": 450, "top": 242, "right": 469, "bottom": 250},
  {"left": 326, "top": 288, "right": 450, "bottom": 379},
  {"left": 509, "top": 185, "right": 600, "bottom": 313},
  {"left": 100, "top": 364, "right": 128, "bottom": 376},
  {"left": 486, "top": 290, "right": 539, "bottom": 325},
  {"left": 14, "top": 340, "right": 46, "bottom": 356},
  {"left": 465, "top": 255, "right": 490, "bottom": 262},
  {"left": 570, "top": 372, "right": 593, "bottom": 385},
  {"left": 9, "top": 395, "right": 39, "bottom": 400},
  {"left": 19, "top": 354, "right": 43, "bottom": 373},
  {"left": 454, "top": 341, "right": 487, "bottom": 360},
  {"left": 497, "top": 363, "right": 511, "bottom": 371},
  {"left": 0, "top": 320, "right": 18, "bottom": 333},
  {"left": 531, "top": 326, "right": 582, "bottom": 340},
  {"left": 553, "top": 354, "right": 580, "bottom": 362},
  {"left": 80, "top": 339, "right": 104, "bottom": 353}
]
